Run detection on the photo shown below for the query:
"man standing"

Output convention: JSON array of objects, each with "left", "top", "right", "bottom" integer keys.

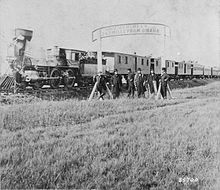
[
  {"left": 127, "top": 68, "right": 135, "bottom": 98},
  {"left": 160, "top": 68, "right": 170, "bottom": 99},
  {"left": 147, "top": 69, "right": 157, "bottom": 98},
  {"left": 111, "top": 69, "right": 122, "bottom": 99},
  {"left": 93, "top": 71, "right": 107, "bottom": 100},
  {"left": 134, "top": 68, "right": 145, "bottom": 98}
]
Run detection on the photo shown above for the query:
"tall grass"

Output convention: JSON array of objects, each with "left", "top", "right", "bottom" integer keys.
[{"left": 0, "top": 82, "right": 220, "bottom": 189}]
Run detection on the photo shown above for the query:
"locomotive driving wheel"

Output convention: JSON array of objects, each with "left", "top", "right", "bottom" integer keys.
[
  {"left": 50, "top": 68, "right": 61, "bottom": 89},
  {"left": 63, "top": 69, "right": 76, "bottom": 89}
]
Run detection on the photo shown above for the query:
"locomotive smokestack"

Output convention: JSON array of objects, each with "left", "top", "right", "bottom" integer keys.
[
  {"left": 13, "top": 28, "right": 33, "bottom": 58},
  {"left": 15, "top": 28, "right": 33, "bottom": 41}
]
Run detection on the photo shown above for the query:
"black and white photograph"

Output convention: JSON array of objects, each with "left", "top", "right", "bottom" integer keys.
[{"left": 0, "top": 0, "right": 220, "bottom": 189}]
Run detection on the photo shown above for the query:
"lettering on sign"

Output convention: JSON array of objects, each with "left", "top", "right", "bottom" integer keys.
[{"left": 92, "top": 23, "right": 170, "bottom": 41}]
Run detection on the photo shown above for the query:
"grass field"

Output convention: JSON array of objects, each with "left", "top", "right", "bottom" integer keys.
[{"left": 1, "top": 81, "right": 220, "bottom": 189}]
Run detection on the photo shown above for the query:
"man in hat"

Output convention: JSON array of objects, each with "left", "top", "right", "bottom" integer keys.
[
  {"left": 160, "top": 68, "right": 170, "bottom": 99},
  {"left": 93, "top": 71, "right": 107, "bottom": 100},
  {"left": 146, "top": 69, "right": 157, "bottom": 98},
  {"left": 134, "top": 68, "right": 145, "bottom": 98},
  {"left": 127, "top": 68, "right": 135, "bottom": 98},
  {"left": 111, "top": 69, "right": 122, "bottom": 99}
]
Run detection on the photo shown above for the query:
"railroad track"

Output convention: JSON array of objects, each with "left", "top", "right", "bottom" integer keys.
[
  {"left": 0, "top": 75, "right": 95, "bottom": 100},
  {"left": 10, "top": 85, "right": 95, "bottom": 100}
]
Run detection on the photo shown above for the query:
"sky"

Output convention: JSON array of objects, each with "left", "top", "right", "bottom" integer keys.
[{"left": 0, "top": 0, "right": 219, "bottom": 73}]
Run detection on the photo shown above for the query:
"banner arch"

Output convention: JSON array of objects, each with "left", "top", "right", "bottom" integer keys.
[{"left": 92, "top": 23, "right": 171, "bottom": 72}]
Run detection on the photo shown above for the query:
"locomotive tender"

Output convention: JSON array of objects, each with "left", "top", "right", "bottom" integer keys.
[{"left": 7, "top": 28, "right": 220, "bottom": 91}]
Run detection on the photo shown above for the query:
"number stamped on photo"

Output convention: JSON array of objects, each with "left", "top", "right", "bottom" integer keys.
[{"left": 179, "top": 177, "right": 199, "bottom": 185}]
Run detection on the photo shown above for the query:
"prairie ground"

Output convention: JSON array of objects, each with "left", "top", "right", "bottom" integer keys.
[{"left": 0, "top": 80, "right": 220, "bottom": 189}]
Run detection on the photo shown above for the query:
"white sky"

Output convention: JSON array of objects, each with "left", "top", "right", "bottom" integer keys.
[{"left": 0, "top": 0, "right": 219, "bottom": 73}]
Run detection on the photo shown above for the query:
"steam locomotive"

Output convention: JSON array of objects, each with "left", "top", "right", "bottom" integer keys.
[
  {"left": 7, "top": 28, "right": 220, "bottom": 91},
  {"left": 8, "top": 29, "right": 106, "bottom": 89}
]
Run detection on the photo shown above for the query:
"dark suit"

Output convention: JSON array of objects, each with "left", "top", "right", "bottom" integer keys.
[
  {"left": 111, "top": 74, "right": 122, "bottom": 99},
  {"left": 147, "top": 74, "right": 157, "bottom": 94},
  {"left": 161, "top": 73, "right": 169, "bottom": 99},
  {"left": 135, "top": 73, "right": 145, "bottom": 98},
  {"left": 127, "top": 73, "right": 135, "bottom": 98}
]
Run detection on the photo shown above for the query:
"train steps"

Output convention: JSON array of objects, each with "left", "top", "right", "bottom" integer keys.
[{"left": 0, "top": 75, "right": 15, "bottom": 92}]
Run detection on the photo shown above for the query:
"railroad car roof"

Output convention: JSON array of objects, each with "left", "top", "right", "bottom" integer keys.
[{"left": 100, "top": 51, "right": 156, "bottom": 59}]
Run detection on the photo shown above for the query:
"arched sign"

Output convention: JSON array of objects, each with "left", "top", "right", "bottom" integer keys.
[
  {"left": 92, "top": 23, "right": 171, "bottom": 72},
  {"left": 92, "top": 23, "right": 170, "bottom": 41}
]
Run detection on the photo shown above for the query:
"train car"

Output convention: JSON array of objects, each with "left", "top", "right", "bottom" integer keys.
[
  {"left": 165, "top": 60, "right": 176, "bottom": 78},
  {"left": 177, "top": 61, "right": 191, "bottom": 78},
  {"left": 102, "top": 52, "right": 149, "bottom": 74},
  {"left": 102, "top": 51, "right": 161, "bottom": 76},
  {"left": 192, "top": 63, "right": 204, "bottom": 78},
  {"left": 217, "top": 68, "right": 220, "bottom": 77},
  {"left": 149, "top": 57, "right": 161, "bottom": 75},
  {"left": 177, "top": 61, "right": 184, "bottom": 76},
  {"left": 213, "top": 67, "right": 220, "bottom": 78},
  {"left": 178, "top": 61, "right": 192, "bottom": 79},
  {"left": 204, "top": 66, "right": 211, "bottom": 78},
  {"left": 212, "top": 67, "right": 218, "bottom": 77}
]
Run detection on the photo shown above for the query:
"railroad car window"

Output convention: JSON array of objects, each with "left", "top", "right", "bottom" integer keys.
[
  {"left": 125, "top": 56, "right": 128, "bottom": 64},
  {"left": 75, "top": 53, "right": 79, "bottom": 61},
  {"left": 71, "top": 53, "right": 75, "bottom": 60},
  {"left": 156, "top": 61, "right": 158, "bottom": 66},
  {"left": 184, "top": 64, "right": 186, "bottom": 73},
  {"left": 118, "top": 55, "right": 121, "bottom": 63},
  {"left": 172, "top": 62, "right": 174, "bottom": 67},
  {"left": 151, "top": 58, "right": 154, "bottom": 62},
  {"left": 147, "top": 60, "right": 149, "bottom": 66},
  {"left": 167, "top": 62, "right": 169, "bottom": 67},
  {"left": 141, "top": 59, "right": 144, "bottom": 65}
]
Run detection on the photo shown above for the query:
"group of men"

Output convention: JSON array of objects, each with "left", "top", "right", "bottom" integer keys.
[{"left": 93, "top": 67, "right": 170, "bottom": 100}]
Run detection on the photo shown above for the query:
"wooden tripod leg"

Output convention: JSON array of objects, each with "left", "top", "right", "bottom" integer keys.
[
  {"left": 88, "top": 82, "right": 98, "bottom": 101},
  {"left": 106, "top": 84, "right": 113, "bottom": 99},
  {"left": 167, "top": 84, "right": 174, "bottom": 99},
  {"left": 155, "top": 82, "right": 161, "bottom": 100},
  {"left": 160, "top": 92, "right": 164, "bottom": 100},
  {"left": 153, "top": 81, "right": 157, "bottom": 94},
  {"left": 147, "top": 84, "right": 150, "bottom": 98}
]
